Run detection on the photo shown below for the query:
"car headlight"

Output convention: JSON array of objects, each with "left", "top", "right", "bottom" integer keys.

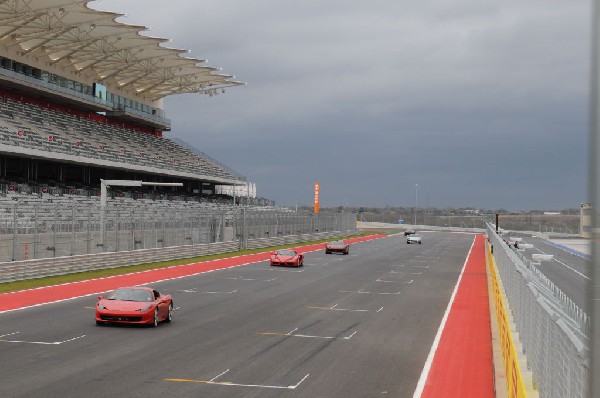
[
  {"left": 139, "top": 304, "right": 152, "bottom": 312},
  {"left": 97, "top": 303, "right": 105, "bottom": 310}
]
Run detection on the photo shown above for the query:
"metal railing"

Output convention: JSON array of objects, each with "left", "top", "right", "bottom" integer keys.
[
  {"left": 0, "top": 67, "right": 110, "bottom": 109},
  {"left": 487, "top": 223, "right": 589, "bottom": 398},
  {"left": 0, "top": 201, "right": 355, "bottom": 262},
  {"left": 0, "top": 200, "right": 356, "bottom": 282},
  {"left": 0, "top": 230, "right": 355, "bottom": 284}
]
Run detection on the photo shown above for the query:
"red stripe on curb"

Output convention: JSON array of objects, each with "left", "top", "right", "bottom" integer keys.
[
  {"left": 421, "top": 234, "right": 494, "bottom": 398},
  {"left": 0, "top": 234, "right": 386, "bottom": 312}
]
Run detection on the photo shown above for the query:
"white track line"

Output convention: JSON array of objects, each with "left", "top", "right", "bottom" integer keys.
[
  {"left": 390, "top": 270, "right": 422, "bottom": 275},
  {"left": 224, "top": 277, "right": 277, "bottom": 282},
  {"left": 0, "top": 334, "right": 86, "bottom": 345},
  {"left": 0, "top": 331, "right": 20, "bottom": 338},
  {"left": 307, "top": 304, "right": 375, "bottom": 313},
  {"left": 338, "top": 290, "right": 401, "bottom": 295},
  {"left": 376, "top": 279, "right": 413, "bottom": 284},
  {"left": 210, "top": 369, "right": 230, "bottom": 382},
  {"left": 259, "top": 329, "right": 356, "bottom": 340},
  {"left": 412, "top": 236, "right": 475, "bottom": 398},
  {"left": 168, "top": 372, "right": 310, "bottom": 390}
]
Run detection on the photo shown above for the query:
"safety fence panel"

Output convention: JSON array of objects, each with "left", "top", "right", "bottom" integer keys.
[
  {"left": 487, "top": 224, "right": 589, "bottom": 398},
  {"left": 0, "top": 229, "right": 356, "bottom": 284},
  {"left": 488, "top": 242, "right": 529, "bottom": 398},
  {"left": 0, "top": 201, "right": 357, "bottom": 262}
]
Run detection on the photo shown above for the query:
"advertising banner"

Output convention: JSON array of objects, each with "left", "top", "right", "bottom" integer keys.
[{"left": 314, "top": 182, "right": 320, "bottom": 214}]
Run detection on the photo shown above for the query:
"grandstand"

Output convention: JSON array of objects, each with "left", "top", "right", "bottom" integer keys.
[
  {"left": 0, "top": 0, "right": 250, "bottom": 201},
  {"left": 0, "top": 1, "right": 354, "bottom": 266}
]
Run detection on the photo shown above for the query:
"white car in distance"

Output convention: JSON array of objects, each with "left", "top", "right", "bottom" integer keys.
[{"left": 407, "top": 235, "right": 422, "bottom": 244}]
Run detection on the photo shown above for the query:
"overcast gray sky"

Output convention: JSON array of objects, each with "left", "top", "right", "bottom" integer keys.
[{"left": 98, "top": 0, "right": 590, "bottom": 210}]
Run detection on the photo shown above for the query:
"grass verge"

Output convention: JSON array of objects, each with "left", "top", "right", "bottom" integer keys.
[{"left": 0, "top": 232, "right": 372, "bottom": 294}]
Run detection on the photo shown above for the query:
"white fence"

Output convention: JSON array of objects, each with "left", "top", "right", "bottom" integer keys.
[
  {"left": 0, "top": 201, "right": 356, "bottom": 262},
  {"left": 488, "top": 224, "right": 589, "bottom": 398},
  {"left": 0, "top": 229, "right": 356, "bottom": 284}
]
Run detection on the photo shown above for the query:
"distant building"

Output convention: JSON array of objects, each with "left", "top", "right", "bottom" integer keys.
[
  {"left": 216, "top": 182, "right": 257, "bottom": 198},
  {"left": 580, "top": 203, "right": 592, "bottom": 238}
]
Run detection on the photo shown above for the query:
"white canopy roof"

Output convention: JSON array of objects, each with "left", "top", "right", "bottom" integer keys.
[{"left": 0, "top": 0, "right": 243, "bottom": 101}]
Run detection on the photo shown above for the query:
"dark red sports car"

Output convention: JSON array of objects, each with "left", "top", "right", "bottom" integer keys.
[
  {"left": 325, "top": 240, "right": 350, "bottom": 255},
  {"left": 95, "top": 286, "right": 173, "bottom": 327},
  {"left": 270, "top": 249, "right": 304, "bottom": 267}
]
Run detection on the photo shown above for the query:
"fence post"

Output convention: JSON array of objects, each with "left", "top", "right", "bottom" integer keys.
[
  {"left": 34, "top": 205, "right": 39, "bottom": 259},
  {"left": 52, "top": 207, "right": 58, "bottom": 258},
  {"left": 141, "top": 207, "right": 145, "bottom": 249},
  {"left": 70, "top": 205, "right": 75, "bottom": 256},
  {"left": 100, "top": 200, "right": 106, "bottom": 253},
  {"left": 86, "top": 205, "right": 91, "bottom": 254},
  {"left": 242, "top": 207, "right": 247, "bottom": 249},
  {"left": 162, "top": 212, "right": 166, "bottom": 247},
  {"left": 130, "top": 209, "right": 135, "bottom": 251},
  {"left": 221, "top": 211, "right": 225, "bottom": 242},
  {"left": 115, "top": 207, "right": 120, "bottom": 252},
  {"left": 204, "top": 211, "right": 210, "bottom": 243},
  {"left": 11, "top": 202, "right": 17, "bottom": 261},
  {"left": 153, "top": 209, "right": 157, "bottom": 249},
  {"left": 198, "top": 210, "right": 203, "bottom": 244},
  {"left": 188, "top": 210, "right": 193, "bottom": 245}
]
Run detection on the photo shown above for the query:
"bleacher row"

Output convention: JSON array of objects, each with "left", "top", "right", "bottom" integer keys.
[
  {"left": 0, "top": 184, "right": 283, "bottom": 230},
  {"left": 0, "top": 190, "right": 235, "bottom": 229},
  {"left": 0, "top": 96, "right": 239, "bottom": 181}
]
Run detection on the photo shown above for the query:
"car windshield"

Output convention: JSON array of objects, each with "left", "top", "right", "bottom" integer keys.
[
  {"left": 106, "top": 288, "right": 153, "bottom": 302},
  {"left": 276, "top": 250, "right": 296, "bottom": 256},
  {"left": 330, "top": 241, "right": 344, "bottom": 245}
]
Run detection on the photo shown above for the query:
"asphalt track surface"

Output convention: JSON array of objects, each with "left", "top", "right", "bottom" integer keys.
[
  {"left": 0, "top": 232, "right": 475, "bottom": 398},
  {"left": 503, "top": 233, "right": 590, "bottom": 311}
]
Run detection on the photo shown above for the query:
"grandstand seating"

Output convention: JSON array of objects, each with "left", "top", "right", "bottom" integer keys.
[
  {"left": 0, "top": 180, "right": 281, "bottom": 227},
  {"left": 0, "top": 95, "right": 239, "bottom": 181},
  {"left": 0, "top": 187, "right": 234, "bottom": 230}
]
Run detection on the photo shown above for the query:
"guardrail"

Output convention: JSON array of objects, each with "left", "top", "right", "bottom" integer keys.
[
  {"left": 487, "top": 223, "right": 589, "bottom": 398},
  {"left": 0, "top": 202, "right": 356, "bottom": 262},
  {"left": 244, "top": 230, "right": 353, "bottom": 250},
  {"left": 356, "top": 221, "right": 485, "bottom": 234},
  {"left": 510, "top": 244, "right": 589, "bottom": 335},
  {"left": 0, "top": 230, "right": 355, "bottom": 284}
]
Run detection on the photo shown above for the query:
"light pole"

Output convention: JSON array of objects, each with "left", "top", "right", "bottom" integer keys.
[{"left": 414, "top": 184, "right": 418, "bottom": 225}]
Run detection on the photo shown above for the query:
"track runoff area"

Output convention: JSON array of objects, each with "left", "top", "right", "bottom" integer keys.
[{"left": 0, "top": 232, "right": 493, "bottom": 397}]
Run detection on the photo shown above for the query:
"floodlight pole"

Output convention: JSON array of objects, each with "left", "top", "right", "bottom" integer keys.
[
  {"left": 414, "top": 183, "right": 418, "bottom": 225},
  {"left": 99, "top": 180, "right": 183, "bottom": 252}
]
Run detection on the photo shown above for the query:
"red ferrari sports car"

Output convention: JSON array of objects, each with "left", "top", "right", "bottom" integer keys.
[
  {"left": 325, "top": 240, "right": 350, "bottom": 255},
  {"left": 95, "top": 286, "right": 173, "bottom": 327},
  {"left": 270, "top": 249, "right": 304, "bottom": 267}
]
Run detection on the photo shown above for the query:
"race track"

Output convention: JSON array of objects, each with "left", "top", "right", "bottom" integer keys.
[{"left": 0, "top": 232, "right": 475, "bottom": 398}]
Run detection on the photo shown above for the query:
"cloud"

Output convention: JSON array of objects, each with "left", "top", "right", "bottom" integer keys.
[{"left": 97, "top": 0, "right": 590, "bottom": 209}]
